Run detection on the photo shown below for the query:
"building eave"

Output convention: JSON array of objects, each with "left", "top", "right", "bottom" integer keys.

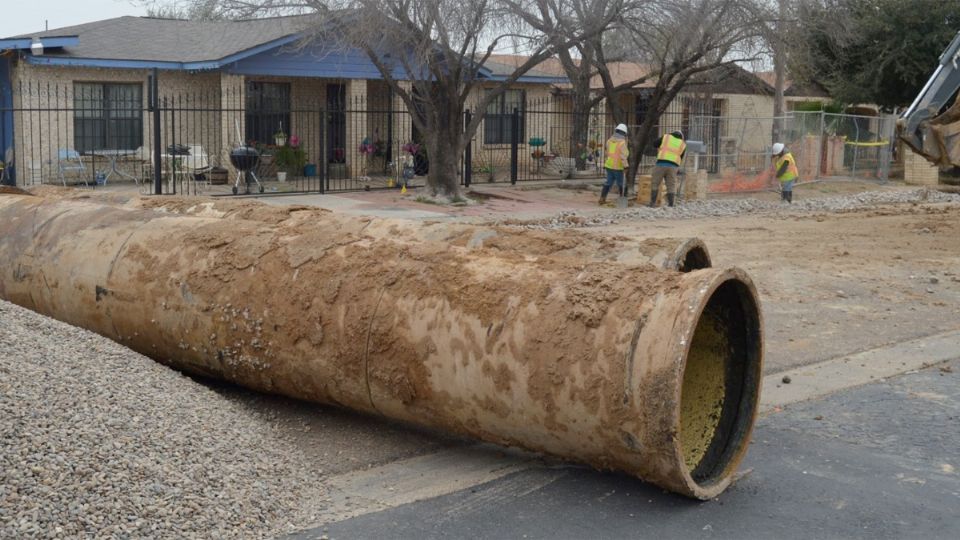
[
  {"left": 20, "top": 34, "right": 303, "bottom": 72},
  {"left": 0, "top": 36, "right": 80, "bottom": 51}
]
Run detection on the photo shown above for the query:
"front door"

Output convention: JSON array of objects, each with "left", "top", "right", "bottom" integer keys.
[{"left": 326, "top": 83, "right": 346, "bottom": 166}]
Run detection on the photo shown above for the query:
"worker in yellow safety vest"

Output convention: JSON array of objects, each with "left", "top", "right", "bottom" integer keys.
[
  {"left": 649, "top": 130, "right": 686, "bottom": 207},
  {"left": 599, "top": 124, "right": 630, "bottom": 205},
  {"left": 771, "top": 142, "right": 799, "bottom": 203}
]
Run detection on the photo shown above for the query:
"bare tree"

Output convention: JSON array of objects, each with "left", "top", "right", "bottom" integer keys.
[
  {"left": 749, "top": 0, "right": 796, "bottom": 141},
  {"left": 508, "top": 0, "right": 638, "bottom": 170},
  {"left": 136, "top": 0, "right": 226, "bottom": 19},
  {"left": 143, "top": 0, "right": 615, "bottom": 197},
  {"left": 594, "top": 0, "right": 765, "bottom": 193}
]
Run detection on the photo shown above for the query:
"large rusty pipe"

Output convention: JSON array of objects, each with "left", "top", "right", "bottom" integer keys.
[
  {"left": 20, "top": 189, "right": 712, "bottom": 271},
  {"left": 0, "top": 194, "right": 762, "bottom": 499}
]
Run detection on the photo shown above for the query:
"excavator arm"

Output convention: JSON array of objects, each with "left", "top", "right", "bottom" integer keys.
[{"left": 897, "top": 30, "right": 960, "bottom": 169}]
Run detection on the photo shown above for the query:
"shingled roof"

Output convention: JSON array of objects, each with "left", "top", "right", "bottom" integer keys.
[{"left": 6, "top": 15, "right": 319, "bottom": 63}]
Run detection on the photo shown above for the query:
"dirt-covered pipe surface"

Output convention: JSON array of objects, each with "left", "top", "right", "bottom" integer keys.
[
  {"left": 0, "top": 193, "right": 761, "bottom": 499},
  {"left": 15, "top": 188, "right": 711, "bottom": 271}
]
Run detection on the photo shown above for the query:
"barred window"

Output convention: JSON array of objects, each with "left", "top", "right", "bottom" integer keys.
[
  {"left": 245, "top": 82, "right": 291, "bottom": 145},
  {"left": 483, "top": 89, "right": 525, "bottom": 145},
  {"left": 73, "top": 83, "right": 143, "bottom": 153}
]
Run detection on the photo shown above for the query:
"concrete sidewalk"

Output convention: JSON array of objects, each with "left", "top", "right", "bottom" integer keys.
[{"left": 253, "top": 182, "right": 602, "bottom": 221}]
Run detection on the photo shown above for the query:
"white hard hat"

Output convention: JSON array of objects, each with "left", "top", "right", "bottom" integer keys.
[
  {"left": 615, "top": 123, "right": 628, "bottom": 134},
  {"left": 771, "top": 143, "right": 785, "bottom": 154}
]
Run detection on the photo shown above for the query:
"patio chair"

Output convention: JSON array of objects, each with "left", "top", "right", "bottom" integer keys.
[
  {"left": 180, "top": 144, "right": 212, "bottom": 191},
  {"left": 57, "top": 149, "right": 88, "bottom": 186},
  {"left": 134, "top": 146, "right": 165, "bottom": 185}
]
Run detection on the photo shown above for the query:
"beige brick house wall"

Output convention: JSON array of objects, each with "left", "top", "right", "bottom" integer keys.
[
  {"left": 465, "top": 83, "right": 556, "bottom": 181},
  {"left": 219, "top": 73, "right": 245, "bottom": 177},
  {"left": 10, "top": 61, "right": 564, "bottom": 184},
  {"left": 12, "top": 63, "right": 220, "bottom": 183},
  {"left": 11, "top": 64, "right": 358, "bottom": 182}
]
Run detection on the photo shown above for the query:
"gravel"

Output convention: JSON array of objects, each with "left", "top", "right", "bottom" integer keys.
[
  {"left": 514, "top": 188, "right": 960, "bottom": 229},
  {"left": 0, "top": 299, "right": 327, "bottom": 539}
]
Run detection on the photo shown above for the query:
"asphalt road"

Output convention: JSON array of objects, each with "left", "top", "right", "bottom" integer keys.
[{"left": 294, "top": 359, "right": 960, "bottom": 540}]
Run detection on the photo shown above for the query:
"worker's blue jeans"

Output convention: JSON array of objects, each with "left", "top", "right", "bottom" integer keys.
[
  {"left": 602, "top": 168, "right": 624, "bottom": 198},
  {"left": 780, "top": 179, "right": 795, "bottom": 203}
]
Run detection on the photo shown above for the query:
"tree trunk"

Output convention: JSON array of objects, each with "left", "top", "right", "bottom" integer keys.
[
  {"left": 570, "top": 91, "right": 592, "bottom": 171},
  {"left": 424, "top": 125, "right": 462, "bottom": 198},
  {"left": 626, "top": 129, "right": 651, "bottom": 198}
]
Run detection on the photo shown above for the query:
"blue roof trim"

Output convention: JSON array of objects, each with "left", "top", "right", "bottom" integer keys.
[
  {"left": 485, "top": 74, "right": 567, "bottom": 84},
  {"left": 196, "top": 34, "right": 302, "bottom": 69},
  {"left": 14, "top": 33, "right": 564, "bottom": 85},
  {"left": 22, "top": 34, "right": 303, "bottom": 71},
  {"left": 0, "top": 36, "right": 80, "bottom": 50},
  {"left": 226, "top": 41, "right": 411, "bottom": 80},
  {"left": 27, "top": 56, "right": 188, "bottom": 70}
]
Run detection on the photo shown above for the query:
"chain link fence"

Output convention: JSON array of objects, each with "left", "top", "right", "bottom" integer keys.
[{"left": 706, "top": 111, "right": 896, "bottom": 194}]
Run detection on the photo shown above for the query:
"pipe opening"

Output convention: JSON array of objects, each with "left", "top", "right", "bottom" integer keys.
[
  {"left": 676, "top": 244, "right": 711, "bottom": 272},
  {"left": 679, "top": 278, "right": 761, "bottom": 487}
]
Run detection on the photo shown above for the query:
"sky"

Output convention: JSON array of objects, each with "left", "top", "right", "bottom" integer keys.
[{"left": 0, "top": 0, "right": 147, "bottom": 38}]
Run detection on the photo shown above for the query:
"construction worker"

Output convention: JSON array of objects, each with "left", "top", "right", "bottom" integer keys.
[
  {"left": 649, "top": 130, "right": 686, "bottom": 207},
  {"left": 600, "top": 124, "right": 630, "bottom": 205},
  {"left": 771, "top": 142, "right": 799, "bottom": 203}
]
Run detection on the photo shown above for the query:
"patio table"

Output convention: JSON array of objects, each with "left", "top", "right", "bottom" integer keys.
[{"left": 92, "top": 149, "right": 141, "bottom": 184}]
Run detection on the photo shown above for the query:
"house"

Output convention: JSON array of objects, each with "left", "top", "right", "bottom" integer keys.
[
  {"left": 754, "top": 72, "right": 833, "bottom": 111},
  {"left": 487, "top": 55, "right": 779, "bottom": 173},
  {"left": 0, "top": 16, "right": 563, "bottom": 188}
]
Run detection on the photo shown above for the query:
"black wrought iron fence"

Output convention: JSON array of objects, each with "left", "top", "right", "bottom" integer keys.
[
  {"left": 0, "top": 75, "right": 424, "bottom": 195},
  {"left": 0, "top": 77, "right": 896, "bottom": 196}
]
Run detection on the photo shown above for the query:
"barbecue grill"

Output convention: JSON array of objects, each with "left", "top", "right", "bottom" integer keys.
[
  {"left": 230, "top": 120, "right": 265, "bottom": 195},
  {"left": 229, "top": 145, "right": 264, "bottom": 194}
]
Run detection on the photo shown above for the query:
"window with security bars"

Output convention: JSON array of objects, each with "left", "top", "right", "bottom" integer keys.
[
  {"left": 245, "top": 82, "right": 291, "bottom": 145},
  {"left": 73, "top": 83, "right": 143, "bottom": 154},
  {"left": 484, "top": 89, "right": 525, "bottom": 144}
]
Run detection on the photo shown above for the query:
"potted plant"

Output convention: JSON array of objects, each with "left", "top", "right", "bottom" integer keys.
[
  {"left": 528, "top": 137, "right": 547, "bottom": 148},
  {"left": 274, "top": 124, "right": 288, "bottom": 147},
  {"left": 359, "top": 137, "right": 376, "bottom": 157},
  {"left": 275, "top": 138, "right": 307, "bottom": 181},
  {"left": 329, "top": 147, "right": 348, "bottom": 178}
]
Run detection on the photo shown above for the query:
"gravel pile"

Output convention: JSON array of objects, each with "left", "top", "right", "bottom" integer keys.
[
  {"left": 516, "top": 188, "right": 960, "bottom": 229},
  {"left": 0, "top": 300, "right": 325, "bottom": 539}
]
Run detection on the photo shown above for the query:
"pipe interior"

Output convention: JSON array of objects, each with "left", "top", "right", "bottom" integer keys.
[
  {"left": 677, "top": 245, "right": 711, "bottom": 272},
  {"left": 679, "top": 279, "right": 761, "bottom": 487}
]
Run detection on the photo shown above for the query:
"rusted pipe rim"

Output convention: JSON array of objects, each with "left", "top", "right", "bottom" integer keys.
[
  {"left": 671, "top": 238, "right": 712, "bottom": 272},
  {"left": 673, "top": 267, "right": 763, "bottom": 499}
]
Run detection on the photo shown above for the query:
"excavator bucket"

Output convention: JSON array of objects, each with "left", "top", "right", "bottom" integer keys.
[
  {"left": 898, "top": 97, "right": 960, "bottom": 170},
  {"left": 898, "top": 30, "right": 960, "bottom": 170}
]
